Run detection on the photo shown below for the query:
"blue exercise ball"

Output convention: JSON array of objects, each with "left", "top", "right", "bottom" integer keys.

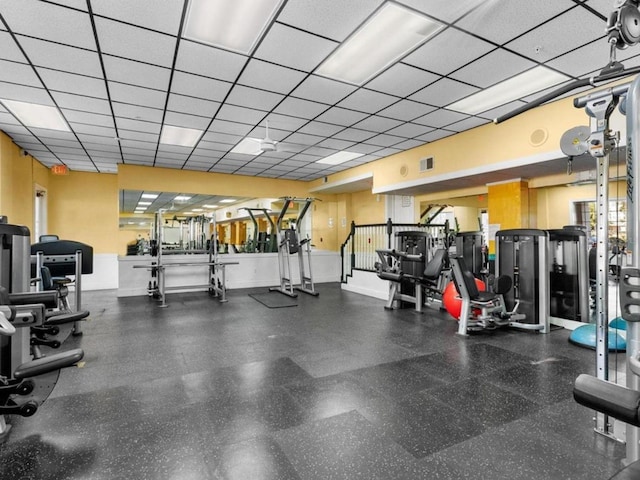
[
  {"left": 609, "top": 317, "right": 627, "bottom": 331},
  {"left": 569, "top": 323, "right": 626, "bottom": 352}
]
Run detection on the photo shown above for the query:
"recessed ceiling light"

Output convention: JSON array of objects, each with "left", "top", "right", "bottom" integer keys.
[
  {"left": 160, "top": 125, "right": 203, "bottom": 147},
  {"left": 174, "top": 195, "right": 192, "bottom": 201},
  {"left": 184, "top": 0, "right": 284, "bottom": 54},
  {"left": 192, "top": 208, "right": 204, "bottom": 212},
  {"left": 230, "top": 137, "right": 263, "bottom": 156},
  {"left": 447, "top": 66, "right": 570, "bottom": 115},
  {"left": 141, "top": 193, "right": 158, "bottom": 199},
  {"left": 316, "top": 2, "right": 443, "bottom": 85},
  {"left": 203, "top": 204, "right": 219, "bottom": 209},
  {"left": 317, "top": 151, "right": 364, "bottom": 165},
  {"left": 138, "top": 201, "right": 152, "bottom": 206},
  {"left": 1, "top": 99, "right": 70, "bottom": 131},
  {"left": 220, "top": 199, "right": 235, "bottom": 203}
]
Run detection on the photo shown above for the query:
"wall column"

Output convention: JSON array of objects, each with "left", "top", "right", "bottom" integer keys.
[{"left": 487, "top": 179, "right": 532, "bottom": 255}]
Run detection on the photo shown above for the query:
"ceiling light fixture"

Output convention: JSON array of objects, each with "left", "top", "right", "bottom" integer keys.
[
  {"left": 316, "top": 2, "right": 443, "bottom": 85},
  {"left": 316, "top": 151, "right": 364, "bottom": 165},
  {"left": 138, "top": 201, "right": 152, "bottom": 206},
  {"left": 230, "top": 137, "right": 263, "bottom": 156},
  {"left": 447, "top": 66, "right": 570, "bottom": 115},
  {"left": 220, "top": 199, "right": 235, "bottom": 203},
  {"left": 1, "top": 99, "right": 70, "bottom": 131},
  {"left": 159, "top": 125, "right": 203, "bottom": 147},
  {"left": 174, "top": 195, "right": 192, "bottom": 201},
  {"left": 141, "top": 193, "right": 159, "bottom": 199},
  {"left": 184, "top": 0, "right": 284, "bottom": 54}
]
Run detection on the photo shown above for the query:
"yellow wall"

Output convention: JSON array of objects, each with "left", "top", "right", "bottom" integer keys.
[{"left": 0, "top": 135, "right": 36, "bottom": 229}]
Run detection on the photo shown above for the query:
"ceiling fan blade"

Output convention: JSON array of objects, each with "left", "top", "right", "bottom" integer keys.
[{"left": 276, "top": 142, "right": 308, "bottom": 153}]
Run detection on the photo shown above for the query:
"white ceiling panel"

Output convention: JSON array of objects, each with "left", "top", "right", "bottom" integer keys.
[
  {"left": 201, "top": 132, "right": 242, "bottom": 145},
  {"left": 450, "top": 49, "right": 538, "bottom": 88},
  {"left": 365, "top": 134, "right": 404, "bottom": 148},
  {"left": 16, "top": 36, "right": 103, "bottom": 77},
  {"left": 385, "top": 123, "right": 433, "bottom": 138},
  {"left": 456, "top": 0, "right": 575, "bottom": 45},
  {"left": 278, "top": 0, "right": 380, "bottom": 42},
  {"left": 217, "top": 104, "right": 267, "bottom": 125},
  {"left": 44, "top": 1, "right": 88, "bottom": 11},
  {"left": 225, "top": 85, "right": 285, "bottom": 111},
  {"left": 333, "top": 128, "right": 376, "bottom": 142},
  {"left": 397, "top": 0, "right": 484, "bottom": 23},
  {"left": 254, "top": 22, "right": 338, "bottom": 71},
  {"left": 175, "top": 40, "right": 247, "bottom": 81},
  {"left": 64, "top": 110, "right": 114, "bottom": 128},
  {"left": 0, "top": 82, "right": 52, "bottom": 104},
  {"left": 409, "top": 78, "right": 479, "bottom": 108},
  {"left": 237, "top": 59, "right": 307, "bottom": 94},
  {"left": 416, "top": 129, "right": 456, "bottom": 142},
  {"left": 170, "top": 71, "right": 231, "bottom": 102},
  {"left": 404, "top": 28, "right": 494, "bottom": 76},
  {"left": 112, "top": 103, "right": 164, "bottom": 123},
  {"left": 366, "top": 63, "right": 439, "bottom": 98},
  {"left": 117, "top": 129, "right": 159, "bottom": 143},
  {"left": 414, "top": 109, "right": 467, "bottom": 128},
  {"left": 108, "top": 82, "right": 167, "bottom": 109},
  {"left": 446, "top": 116, "right": 490, "bottom": 132},
  {"left": 297, "top": 121, "right": 345, "bottom": 137},
  {"left": 91, "top": 0, "right": 184, "bottom": 35},
  {"left": 52, "top": 93, "right": 115, "bottom": 116},
  {"left": 0, "top": 59, "right": 41, "bottom": 86},
  {"left": 164, "top": 110, "right": 210, "bottom": 130},
  {"left": 0, "top": 31, "right": 28, "bottom": 63},
  {"left": 1, "top": 1, "right": 96, "bottom": 49},
  {"left": 262, "top": 114, "right": 309, "bottom": 131},
  {"left": 273, "top": 97, "right": 329, "bottom": 119},
  {"left": 392, "top": 139, "right": 426, "bottom": 150},
  {"left": 315, "top": 107, "right": 369, "bottom": 127},
  {"left": 103, "top": 56, "right": 171, "bottom": 91},
  {"left": 352, "top": 116, "right": 403, "bottom": 133},
  {"left": 71, "top": 123, "right": 116, "bottom": 137},
  {"left": 506, "top": 8, "right": 606, "bottom": 63},
  {"left": 116, "top": 118, "right": 161, "bottom": 134},
  {"left": 546, "top": 40, "right": 612, "bottom": 79},
  {"left": 166, "top": 93, "right": 220, "bottom": 118},
  {"left": 317, "top": 138, "right": 355, "bottom": 150},
  {"left": 338, "top": 89, "right": 398, "bottom": 114},
  {"left": 38, "top": 68, "right": 108, "bottom": 98},
  {"left": 94, "top": 17, "right": 177, "bottom": 67},
  {"left": 208, "top": 120, "right": 254, "bottom": 137},
  {"left": 377, "top": 100, "right": 437, "bottom": 122},
  {"left": 291, "top": 74, "right": 357, "bottom": 104}
]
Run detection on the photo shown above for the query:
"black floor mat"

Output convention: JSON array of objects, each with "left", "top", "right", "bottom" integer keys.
[{"left": 249, "top": 292, "right": 298, "bottom": 308}]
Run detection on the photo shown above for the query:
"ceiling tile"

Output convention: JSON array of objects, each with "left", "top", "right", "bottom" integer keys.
[
  {"left": 45, "top": 1, "right": 88, "bottom": 11},
  {"left": 216, "top": 104, "right": 267, "bottom": 125},
  {"left": 546, "top": 40, "right": 611, "bottom": 79},
  {"left": 413, "top": 109, "right": 467, "bottom": 128},
  {"left": 116, "top": 117, "right": 161, "bottom": 134},
  {"left": 385, "top": 123, "right": 434, "bottom": 138},
  {"left": 338, "top": 89, "right": 398, "bottom": 114},
  {"left": 277, "top": 0, "right": 380, "bottom": 42},
  {"left": 366, "top": 63, "right": 439, "bottom": 97},
  {"left": 164, "top": 110, "right": 210, "bottom": 130},
  {"left": 254, "top": 22, "right": 337, "bottom": 71},
  {"left": 297, "top": 121, "right": 344, "bottom": 137},
  {"left": 95, "top": 17, "right": 177, "bottom": 67},
  {"left": 291, "top": 74, "right": 357, "bottom": 104},
  {"left": 118, "top": 129, "right": 159, "bottom": 142},
  {"left": 283, "top": 132, "right": 323, "bottom": 146},
  {"left": 201, "top": 131, "right": 242, "bottom": 145},
  {"left": 208, "top": 120, "right": 254, "bottom": 137},
  {"left": 17, "top": 36, "right": 103, "bottom": 77},
  {"left": 446, "top": 116, "right": 489, "bottom": 132},
  {"left": 38, "top": 68, "right": 108, "bottom": 98},
  {"left": 273, "top": 96, "right": 329, "bottom": 119},
  {"left": 404, "top": 28, "right": 494, "bottom": 76},
  {"left": 377, "top": 100, "right": 437, "bottom": 122},
  {"left": 506, "top": 8, "right": 606, "bottom": 62},
  {"left": 409, "top": 78, "right": 479, "bottom": 107},
  {"left": 175, "top": 40, "right": 247, "bottom": 82},
  {"left": 584, "top": 0, "right": 613, "bottom": 16},
  {"left": 225, "top": 85, "right": 285, "bottom": 111},
  {"left": 393, "top": 139, "right": 426, "bottom": 150},
  {"left": 0, "top": 59, "right": 41, "bottom": 86},
  {"left": 262, "top": 113, "right": 309, "bottom": 131},
  {"left": 416, "top": 129, "right": 456, "bottom": 142},
  {"left": 396, "top": 0, "right": 484, "bottom": 23},
  {"left": 457, "top": 0, "right": 575, "bottom": 45},
  {"left": 1, "top": 82, "right": 53, "bottom": 104},
  {"left": 112, "top": 102, "right": 164, "bottom": 123},
  {"left": 1, "top": 1, "right": 96, "bottom": 49},
  {"left": 70, "top": 123, "right": 116, "bottom": 137},
  {"left": 317, "top": 137, "right": 355, "bottom": 150},
  {"left": 91, "top": 0, "right": 184, "bottom": 35},
  {"left": 0, "top": 31, "right": 29, "bottom": 63},
  {"left": 166, "top": 93, "right": 220, "bottom": 118},
  {"left": 170, "top": 71, "right": 232, "bottom": 102},
  {"left": 103, "top": 56, "right": 171, "bottom": 91},
  {"left": 314, "top": 107, "right": 369, "bottom": 126},
  {"left": 333, "top": 128, "right": 376, "bottom": 142},
  {"left": 450, "top": 49, "right": 538, "bottom": 88},
  {"left": 108, "top": 82, "right": 167, "bottom": 109},
  {"left": 365, "top": 134, "right": 404, "bottom": 147},
  {"left": 64, "top": 110, "right": 114, "bottom": 128},
  {"left": 352, "top": 116, "right": 403, "bottom": 133},
  {"left": 237, "top": 59, "right": 307, "bottom": 94}
]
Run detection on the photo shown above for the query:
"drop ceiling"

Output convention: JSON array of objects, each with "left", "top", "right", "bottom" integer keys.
[{"left": 0, "top": 0, "right": 635, "bottom": 188}]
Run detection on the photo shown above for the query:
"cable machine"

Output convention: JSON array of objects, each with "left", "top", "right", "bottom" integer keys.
[
  {"left": 270, "top": 197, "right": 319, "bottom": 298},
  {"left": 240, "top": 208, "right": 278, "bottom": 253}
]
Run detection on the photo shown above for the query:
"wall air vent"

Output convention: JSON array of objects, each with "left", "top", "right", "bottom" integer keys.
[{"left": 419, "top": 156, "right": 434, "bottom": 172}]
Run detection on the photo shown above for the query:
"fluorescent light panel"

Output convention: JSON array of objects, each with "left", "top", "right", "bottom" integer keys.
[
  {"left": 160, "top": 125, "right": 203, "bottom": 147},
  {"left": 203, "top": 204, "right": 218, "bottom": 209},
  {"left": 184, "top": 0, "right": 284, "bottom": 54},
  {"left": 316, "top": 2, "right": 443, "bottom": 85},
  {"left": 138, "top": 201, "right": 152, "bottom": 206},
  {"left": 317, "top": 151, "right": 363, "bottom": 165},
  {"left": 1, "top": 99, "right": 70, "bottom": 131},
  {"left": 174, "top": 195, "right": 191, "bottom": 201},
  {"left": 231, "top": 137, "right": 263, "bottom": 156},
  {"left": 141, "top": 193, "right": 158, "bottom": 199},
  {"left": 447, "top": 66, "right": 570, "bottom": 115},
  {"left": 220, "top": 199, "right": 235, "bottom": 203}
]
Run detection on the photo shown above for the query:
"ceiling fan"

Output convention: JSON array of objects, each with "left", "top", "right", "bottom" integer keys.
[{"left": 236, "top": 121, "right": 307, "bottom": 155}]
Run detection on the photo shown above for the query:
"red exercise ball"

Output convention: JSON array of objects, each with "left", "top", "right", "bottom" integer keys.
[{"left": 442, "top": 279, "right": 486, "bottom": 320}]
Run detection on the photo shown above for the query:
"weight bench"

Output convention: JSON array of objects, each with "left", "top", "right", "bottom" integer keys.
[{"left": 375, "top": 248, "right": 448, "bottom": 313}]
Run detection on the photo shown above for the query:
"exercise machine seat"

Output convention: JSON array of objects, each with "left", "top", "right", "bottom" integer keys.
[
  {"left": 45, "top": 310, "right": 89, "bottom": 325},
  {"left": 573, "top": 374, "right": 640, "bottom": 427},
  {"left": 13, "top": 348, "right": 84, "bottom": 380},
  {"left": 422, "top": 249, "right": 447, "bottom": 286}
]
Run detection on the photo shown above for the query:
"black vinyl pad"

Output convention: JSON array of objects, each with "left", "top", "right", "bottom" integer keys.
[{"left": 574, "top": 374, "right": 640, "bottom": 427}]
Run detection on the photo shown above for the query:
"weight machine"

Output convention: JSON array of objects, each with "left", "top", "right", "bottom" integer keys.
[
  {"left": 494, "top": 0, "right": 640, "bottom": 465},
  {"left": 269, "top": 197, "right": 318, "bottom": 298},
  {"left": 240, "top": 208, "right": 278, "bottom": 253}
]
